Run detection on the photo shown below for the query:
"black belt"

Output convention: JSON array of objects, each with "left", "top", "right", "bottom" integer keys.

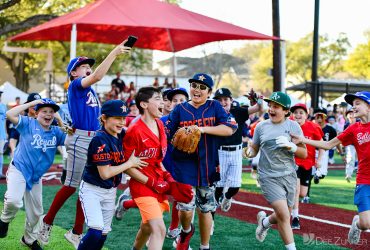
[{"left": 220, "top": 145, "right": 241, "bottom": 151}]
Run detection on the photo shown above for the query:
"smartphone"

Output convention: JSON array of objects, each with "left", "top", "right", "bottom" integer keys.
[{"left": 124, "top": 36, "right": 138, "bottom": 48}]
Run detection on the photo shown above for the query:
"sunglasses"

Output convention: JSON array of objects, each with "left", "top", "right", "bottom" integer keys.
[{"left": 190, "top": 82, "right": 208, "bottom": 91}]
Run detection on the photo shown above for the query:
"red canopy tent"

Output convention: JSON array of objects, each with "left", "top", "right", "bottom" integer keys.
[{"left": 10, "top": 0, "right": 277, "bottom": 52}]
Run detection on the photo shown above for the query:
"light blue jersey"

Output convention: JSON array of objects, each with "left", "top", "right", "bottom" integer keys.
[
  {"left": 13, "top": 116, "right": 66, "bottom": 190},
  {"left": 0, "top": 103, "right": 6, "bottom": 140},
  {"left": 68, "top": 77, "right": 101, "bottom": 131}
]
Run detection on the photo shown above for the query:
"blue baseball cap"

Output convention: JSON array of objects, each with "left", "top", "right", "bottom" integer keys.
[
  {"left": 167, "top": 87, "right": 189, "bottom": 101},
  {"left": 101, "top": 100, "right": 128, "bottom": 117},
  {"left": 344, "top": 91, "right": 370, "bottom": 106},
  {"left": 67, "top": 56, "right": 95, "bottom": 76},
  {"left": 129, "top": 100, "right": 136, "bottom": 107},
  {"left": 188, "top": 73, "right": 214, "bottom": 89},
  {"left": 162, "top": 88, "right": 173, "bottom": 98},
  {"left": 34, "top": 98, "right": 60, "bottom": 112}
]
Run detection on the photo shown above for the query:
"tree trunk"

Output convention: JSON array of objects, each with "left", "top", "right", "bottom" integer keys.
[{"left": 11, "top": 53, "right": 29, "bottom": 92}]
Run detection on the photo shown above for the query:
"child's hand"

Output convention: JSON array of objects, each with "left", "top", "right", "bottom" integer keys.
[
  {"left": 127, "top": 150, "right": 148, "bottom": 169},
  {"left": 113, "top": 39, "right": 132, "bottom": 56},
  {"left": 290, "top": 133, "right": 303, "bottom": 145},
  {"left": 30, "top": 99, "right": 44, "bottom": 106}
]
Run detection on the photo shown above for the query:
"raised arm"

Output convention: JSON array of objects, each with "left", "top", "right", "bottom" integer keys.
[
  {"left": 291, "top": 133, "right": 342, "bottom": 150},
  {"left": 200, "top": 124, "right": 233, "bottom": 136},
  {"left": 6, "top": 99, "right": 43, "bottom": 124},
  {"left": 81, "top": 39, "right": 131, "bottom": 88}
]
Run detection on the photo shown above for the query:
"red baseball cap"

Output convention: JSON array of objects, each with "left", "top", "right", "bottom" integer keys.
[{"left": 290, "top": 103, "right": 308, "bottom": 113}]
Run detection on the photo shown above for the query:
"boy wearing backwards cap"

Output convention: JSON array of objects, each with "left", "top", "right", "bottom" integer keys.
[
  {"left": 246, "top": 92, "right": 307, "bottom": 250},
  {"left": 166, "top": 74, "right": 237, "bottom": 250},
  {"left": 77, "top": 100, "right": 147, "bottom": 250},
  {"left": 39, "top": 39, "right": 132, "bottom": 248},
  {"left": 291, "top": 91, "right": 370, "bottom": 245},
  {"left": 0, "top": 98, "right": 66, "bottom": 249}
]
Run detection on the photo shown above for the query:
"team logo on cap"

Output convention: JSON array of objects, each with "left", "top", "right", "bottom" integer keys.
[
  {"left": 121, "top": 105, "right": 127, "bottom": 113},
  {"left": 219, "top": 89, "right": 223, "bottom": 94},
  {"left": 198, "top": 75, "right": 206, "bottom": 81},
  {"left": 35, "top": 95, "right": 41, "bottom": 100},
  {"left": 271, "top": 92, "right": 280, "bottom": 100}
]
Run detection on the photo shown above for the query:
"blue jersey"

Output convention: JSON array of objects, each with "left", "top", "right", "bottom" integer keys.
[
  {"left": 160, "top": 115, "right": 175, "bottom": 178},
  {"left": 0, "top": 103, "right": 7, "bottom": 140},
  {"left": 68, "top": 77, "right": 100, "bottom": 131},
  {"left": 13, "top": 116, "right": 66, "bottom": 190},
  {"left": 82, "top": 128, "right": 125, "bottom": 189},
  {"left": 165, "top": 100, "right": 238, "bottom": 186}
]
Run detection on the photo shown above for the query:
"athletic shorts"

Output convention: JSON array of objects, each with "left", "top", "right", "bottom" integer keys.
[
  {"left": 296, "top": 166, "right": 312, "bottom": 187},
  {"left": 259, "top": 172, "right": 297, "bottom": 207},
  {"left": 177, "top": 185, "right": 217, "bottom": 213},
  {"left": 354, "top": 184, "right": 370, "bottom": 213},
  {"left": 134, "top": 197, "right": 169, "bottom": 223}
]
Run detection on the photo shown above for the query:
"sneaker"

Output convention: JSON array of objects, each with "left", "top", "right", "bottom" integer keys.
[
  {"left": 301, "top": 196, "right": 310, "bottom": 204},
  {"left": 255, "top": 211, "right": 269, "bottom": 242},
  {"left": 348, "top": 215, "right": 361, "bottom": 244},
  {"left": 314, "top": 175, "right": 320, "bottom": 184},
  {"left": 115, "top": 193, "right": 130, "bottom": 220},
  {"left": 345, "top": 175, "right": 351, "bottom": 183},
  {"left": 173, "top": 235, "right": 193, "bottom": 250},
  {"left": 291, "top": 217, "right": 300, "bottom": 230},
  {"left": 176, "top": 224, "right": 195, "bottom": 250},
  {"left": 166, "top": 227, "right": 181, "bottom": 239},
  {"left": 38, "top": 219, "right": 52, "bottom": 245},
  {"left": 0, "top": 219, "right": 9, "bottom": 238},
  {"left": 20, "top": 236, "right": 43, "bottom": 250},
  {"left": 64, "top": 229, "right": 82, "bottom": 249},
  {"left": 221, "top": 197, "right": 232, "bottom": 212}
]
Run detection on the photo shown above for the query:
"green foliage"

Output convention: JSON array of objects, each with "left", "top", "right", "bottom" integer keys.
[{"left": 344, "top": 30, "right": 370, "bottom": 78}]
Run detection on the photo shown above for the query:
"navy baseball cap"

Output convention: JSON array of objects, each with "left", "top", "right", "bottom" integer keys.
[
  {"left": 213, "top": 88, "right": 232, "bottom": 99},
  {"left": 167, "top": 87, "right": 189, "bottom": 101},
  {"left": 34, "top": 98, "right": 60, "bottom": 112},
  {"left": 129, "top": 100, "right": 136, "bottom": 107},
  {"left": 162, "top": 88, "right": 173, "bottom": 98},
  {"left": 188, "top": 73, "right": 214, "bottom": 89},
  {"left": 314, "top": 108, "right": 327, "bottom": 117},
  {"left": 67, "top": 56, "right": 95, "bottom": 76},
  {"left": 344, "top": 91, "right": 370, "bottom": 106},
  {"left": 26, "top": 93, "right": 42, "bottom": 103},
  {"left": 101, "top": 100, "right": 128, "bottom": 117}
]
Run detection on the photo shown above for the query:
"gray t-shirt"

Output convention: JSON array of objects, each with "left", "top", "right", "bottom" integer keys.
[{"left": 253, "top": 118, "right": 303, "bottom": 179}]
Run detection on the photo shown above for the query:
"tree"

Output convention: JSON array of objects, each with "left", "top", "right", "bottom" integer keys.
[{"left": 344, "top": 30, "right": 370, "bottom": 79}]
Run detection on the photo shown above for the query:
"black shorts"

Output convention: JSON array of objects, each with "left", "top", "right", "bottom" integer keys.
[{"left": 296, "top": 166, "right": 312, "bottom": 187}]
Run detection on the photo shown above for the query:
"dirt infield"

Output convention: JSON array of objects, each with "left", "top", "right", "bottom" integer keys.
[{"left": 220, "top": 191, "right": 370, "bottom": 249}]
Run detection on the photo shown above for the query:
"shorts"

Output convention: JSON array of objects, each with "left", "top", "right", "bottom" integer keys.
[
  {"left": 354, "top": 184, "right": 370, "bottom": 213},
  {"left": 134, "top": 197, "right": 169, "bottom": 223},
  {"left": 259, "top": 172, "right": 297, "bottom": 207},
  {"left": 177, "top": 185, "right": 217, "bottom": 213},
  {"left": 296, "top": 166, "right": 312, "bottom": 187}
]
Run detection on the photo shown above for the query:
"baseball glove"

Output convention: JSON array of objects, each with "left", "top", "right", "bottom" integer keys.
[
  {"left": 171, "top": 125, "right": 201, "bottom": 154},
  {"left": 245, "top": 88, "right": 259, "bottom": 106}
]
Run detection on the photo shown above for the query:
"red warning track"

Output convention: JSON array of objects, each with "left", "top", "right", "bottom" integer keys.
[{"left": 219, "top": 191, "right": 370, "bottom": 249}]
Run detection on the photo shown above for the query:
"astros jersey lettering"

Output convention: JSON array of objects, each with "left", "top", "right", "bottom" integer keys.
[
  {"left": 123, "top": 118, "right": 167, "bottom": 200},
  {"left": 338, "top": 122, "right": 370, "bottom": 184},
  {"left": 68, "top": 77, "right": 100, "bottom": 131},
  {"left": 83, "top": 128, "right": 125, "bottom": 189},
  {"left": 13, "top": 116, "right": 66, "bottom": 190},
  {"left": 166, "top": 100, "right": 238, "bottom": 186}
]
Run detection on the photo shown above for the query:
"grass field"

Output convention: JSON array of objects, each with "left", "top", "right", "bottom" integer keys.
[{"left": 0, "top": 168, "right": 353, "bottom": 249}]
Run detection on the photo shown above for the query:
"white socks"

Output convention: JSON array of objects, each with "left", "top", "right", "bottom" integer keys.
[
  {"left": 292, "top": 208, "right": 299, "bottom": 218},
  {"left": 262, "top": 216, "right": 272, "bottom": 228},
  {"left": 285, "top": 242, "right": 296, "bottom": 250}
]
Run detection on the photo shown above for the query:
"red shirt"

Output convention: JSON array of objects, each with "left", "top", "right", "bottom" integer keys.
[
  {"left": 123, "top": 118, "right": 168, "bottom": 200},
  {"left": 338, "top": 122, "right": 370, "bottom": 184},
  {"left": 295, "top": 120, "right": 324, "bottom": 170}
]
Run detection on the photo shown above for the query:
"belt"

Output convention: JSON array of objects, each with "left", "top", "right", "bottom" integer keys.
[
  {"left": 72, "top": 128, "right": 97, "bottom": 137},
  {"left": 220, "top": 145, "right": 242, "bottom": 151}
]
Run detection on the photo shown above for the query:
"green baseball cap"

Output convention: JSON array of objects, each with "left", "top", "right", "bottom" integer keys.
[{"left": 264, "top": 91, "right": 291, "bottom": 109}]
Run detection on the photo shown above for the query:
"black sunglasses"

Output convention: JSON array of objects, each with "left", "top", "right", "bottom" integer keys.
[{"left": 190, "top": 82, "right": 208, "bottom": 91}]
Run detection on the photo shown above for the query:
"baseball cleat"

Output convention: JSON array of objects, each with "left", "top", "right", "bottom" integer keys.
[
  {"left": 38, "top": 217, "right": 52, "bottom": 245},
  {"left": 221, "top": 197, "right": 232, "bottom": 212},
  {"left": 115, "top": 193, "right": 130, "bottom": 220},
  {"left": 20, "top": 236, "right": 42, "bottom": 250},
  {"left": 64, "top": 229, "right": 82, "bottom": 249},
  {"left": 291, "top": 217, "right": 300, "bottom": 230}
]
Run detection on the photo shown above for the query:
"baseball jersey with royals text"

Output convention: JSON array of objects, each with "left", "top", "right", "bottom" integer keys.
[
  {"left": 338, "top": 122, "right": 370, "bottom": 184},
  {"left": 166, "top": 100, "right": 238, "bottom": 186},
  {"left": 123, "top": 118, "right": 167, "bottom": 200},
  {"left": 82, "top": 128, "right": 125, "bottom": 189},
  {"left": 13, "top": 116, "right": 66, "bottom": 190},
  {"left": 68, "top": 77, "right": 100, "bottom": 131}
]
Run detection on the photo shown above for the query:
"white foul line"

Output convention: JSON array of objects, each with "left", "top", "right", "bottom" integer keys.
[{"left": 232, "top": 199, "right": 352, "bottom": 229}]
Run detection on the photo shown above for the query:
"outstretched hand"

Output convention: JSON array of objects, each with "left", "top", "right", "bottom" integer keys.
[
  {"left": 113, "top": 39, "right": 132, "bottom": 56},
  {"left": 127, "top": 150, "right": 148, "bottom": 169},
  {"left": 290, "top": 133, "right": 303, "bottom": 145},
  {"left": 276, "top": 136, "right": 297, "bottom": 153}
]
